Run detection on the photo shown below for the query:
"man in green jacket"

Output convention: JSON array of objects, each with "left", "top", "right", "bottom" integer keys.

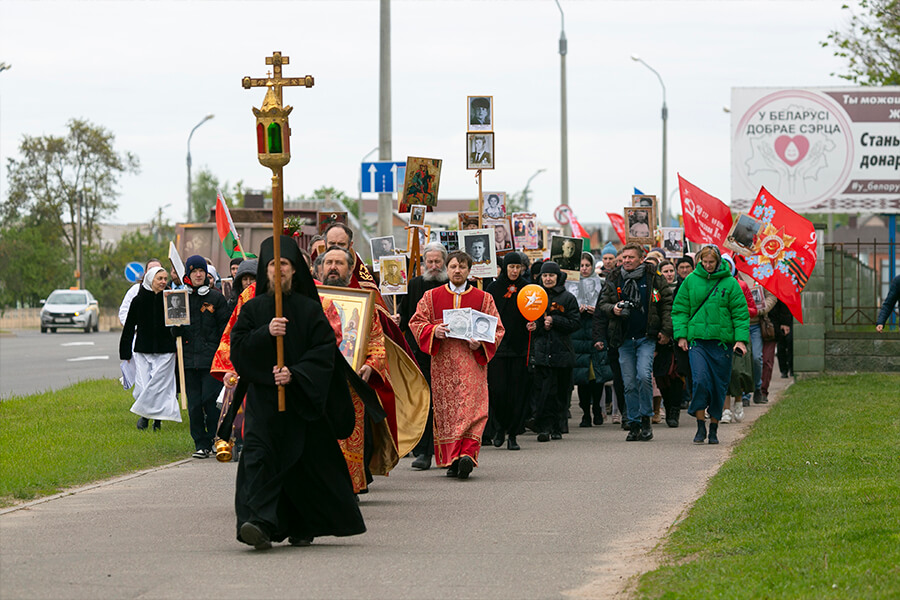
[{"left": 671, "top": 245, "right": 749, "bottom": 445}]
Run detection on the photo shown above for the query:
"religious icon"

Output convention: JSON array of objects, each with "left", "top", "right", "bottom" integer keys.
[
  {"left": 400, "top": 157, "right": 442, "bottom": 212},
  {"left": 467, "top": 95, "right": 493, "bottom": 132},
  {"left": 550, "top": 235, "right": 583, "bottom": 281},
  {"left": 512, "top": 212, "right": 539, "bottom": 250},
  {"left": 316, "top": 285, "right": 375, "bottom": 372},
  {"left": 624, "top": 207, "right": 654, "bottom": 245},
  {"left": 466, "top": 133, "right": 494, "bottom": 170},
  {"left": 660, "top": 227, "right": 685, "bottom": 258},
  {"left": 482, "top": 192, "right": 506, "bottom": 220},
  {"left": 317, "top": 211, "right": 348, "bottom": 234},
  {"left": 379, "top": 255, "right": 408, "bottom": 296},
  {"left": 163, "top": 289, "right": 190, "bottom": 327},
  {"left": 370, "top": 235, "right": 395, "bottom": 272},
  {"left": 458, "top": 211, "right": 480, "bottom": 230},
  {"left": 725, "top": 213, "right": 763, "bottom": 257},
  {"left": 409, "top": 204, "right": 426, "bottom": 226}
]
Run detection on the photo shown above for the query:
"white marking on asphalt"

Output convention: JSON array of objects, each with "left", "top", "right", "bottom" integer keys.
[
  {"left": 61, "top": 342, "right": 95, "bottom": 347},
  {"left": 66, "top": 355, "right": 110, "bottom": 362}
]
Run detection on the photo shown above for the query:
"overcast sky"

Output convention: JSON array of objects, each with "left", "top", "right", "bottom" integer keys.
[{"left": 0, "top": 0, "right": 851, "bottom": 227}]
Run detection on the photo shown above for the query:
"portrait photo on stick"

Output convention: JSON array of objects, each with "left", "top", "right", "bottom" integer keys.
[{"left": 467, "top": 95, "right": 493, "bottom": 131}]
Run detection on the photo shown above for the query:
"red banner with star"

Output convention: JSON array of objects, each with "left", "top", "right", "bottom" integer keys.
[
  {"left": 678, "top": 174, "right": 733, "bottom": 248},
  {"left": 607, "top": 212, "right": 627, "bottom": 244},
  {"left": 733, "top": 187, "right": 817, "bottom": 324}
]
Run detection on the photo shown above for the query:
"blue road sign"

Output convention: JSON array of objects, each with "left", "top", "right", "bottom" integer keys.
[
  {"left": 124, "top": 262, "right": 144, "bottom": 283},
  {"left": 361, "top": 161, "right": 406, "bottom": 194}
]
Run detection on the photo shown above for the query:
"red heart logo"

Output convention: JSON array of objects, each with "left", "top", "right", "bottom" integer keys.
[{"left": 773, "top": 135, "right": 809, "bottom": 167}]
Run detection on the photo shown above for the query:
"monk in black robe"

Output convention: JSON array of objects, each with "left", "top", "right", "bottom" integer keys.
[{"left": 231, "top": 235, "right": 365, "bottom": 550}]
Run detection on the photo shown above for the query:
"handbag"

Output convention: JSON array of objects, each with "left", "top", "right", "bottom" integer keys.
[{"left": 760, "top": 314, "right": 776, "bottom": 342}]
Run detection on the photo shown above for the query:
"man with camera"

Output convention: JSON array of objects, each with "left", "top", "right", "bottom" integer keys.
[{"left": 592, "top": 244, "right": 673, "bottom": 442}]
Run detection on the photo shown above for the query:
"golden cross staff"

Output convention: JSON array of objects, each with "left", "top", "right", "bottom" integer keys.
[{"left": 243, "top": 51, "right": 314, "bottom": 412}]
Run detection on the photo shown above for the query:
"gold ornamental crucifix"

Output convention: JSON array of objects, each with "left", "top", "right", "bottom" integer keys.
[{"left": 242, "top": 51, "right": 314, "bottom": 411}]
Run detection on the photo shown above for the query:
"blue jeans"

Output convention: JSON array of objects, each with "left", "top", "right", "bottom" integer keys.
[
  {"left": 618, "top": 337, "right": 655, "bottom": 422},
  {"left": 742, "top": 324, "right": 763, "bottom": 400},
  {"left": 688, "top": 340, "right": 732, "bottom": 421}
]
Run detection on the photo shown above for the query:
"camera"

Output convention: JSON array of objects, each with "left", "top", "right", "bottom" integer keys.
[{"left": 616, "top": 300, "right": 638, "bottom": 318}]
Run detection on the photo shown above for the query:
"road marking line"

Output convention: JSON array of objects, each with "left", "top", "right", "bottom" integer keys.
[
  {"left": 66, "top": 355, "right": 110, "bottom": 362},
  {"left": 61, "top": 342, "right": 95, "bottom": 347}
]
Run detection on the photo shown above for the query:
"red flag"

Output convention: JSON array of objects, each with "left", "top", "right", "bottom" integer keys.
[
  {"left": 607, "top": 212, "right": 627, "bottom": 244},
  {"left": 678, "top": 174, "right": 733, "bottom": 248},
  {"left": 733, "top": 187, "right": 817, "bottom": 324}
]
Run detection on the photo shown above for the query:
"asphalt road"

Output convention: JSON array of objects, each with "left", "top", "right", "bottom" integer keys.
[
  {"left": 0, "top": 376, "right": 790, "bottom": 599},
  {"left": 0, "top": 329, "right": 121, "bottom": 399}
]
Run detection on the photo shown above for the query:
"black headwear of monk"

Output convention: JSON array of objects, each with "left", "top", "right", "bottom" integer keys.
[
  {"left": 494, "top": 251, "right": 526, "bottom": 286},
  {"left": 255, "top": 235, "right": 319, "bottom": 304}
]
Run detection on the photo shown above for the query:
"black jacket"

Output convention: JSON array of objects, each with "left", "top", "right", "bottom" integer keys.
[
  {"left": 530, "top": 278, "right": 580, "bottom": 368},
  {"left": 486, "top": 274, "right": 530, "bottom": 358},
  {"left": 119, "top": 286, "right": 177, "bottom": 359},
  {"left": 176, "top": 287, "right": 229, "bottom": 369},
  {"left": 593, "top": 266, "right": 673, "bottom": 349}
]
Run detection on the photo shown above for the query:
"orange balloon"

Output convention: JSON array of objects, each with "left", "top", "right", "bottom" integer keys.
[{"left": 517, "top": 284, "right": 549, "bottom": 321}]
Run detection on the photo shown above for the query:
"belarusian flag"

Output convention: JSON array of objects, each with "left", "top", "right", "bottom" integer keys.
[{"left": 215, "top": 191, "right": 255, "bottom": 259}]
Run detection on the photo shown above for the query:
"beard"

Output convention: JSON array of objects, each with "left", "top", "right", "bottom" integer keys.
[
  {"left": 423, "top": 267, "right": 448, "bottom": 283},
  {"left": 323, "top": 271, "right": 351, "bottom": 287}
]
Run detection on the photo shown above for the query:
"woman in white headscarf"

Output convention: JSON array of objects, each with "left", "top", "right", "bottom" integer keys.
[{"left": 119, "top": 266, "right": 182, "bottom": 430}]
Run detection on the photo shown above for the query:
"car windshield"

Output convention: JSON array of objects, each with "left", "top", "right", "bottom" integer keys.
[{"left": 47, "top": 292, "right": 88, "bottom": 305}]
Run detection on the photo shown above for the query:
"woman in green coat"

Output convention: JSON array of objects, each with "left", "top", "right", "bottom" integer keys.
[{"left": 671, "top": 245, "right": 749, "bottom": 445}]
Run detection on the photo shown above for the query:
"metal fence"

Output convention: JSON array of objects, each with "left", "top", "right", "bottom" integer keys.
[{"left": 825, "top": 241, "right": 898, "bottom": 328}]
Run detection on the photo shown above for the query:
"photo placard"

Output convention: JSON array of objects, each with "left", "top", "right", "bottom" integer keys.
[
  {"left": 724, "top": 213, "right": 763, "bottom": 257},
  {"left": 623, "top": 207, "right": 654, "bottom": 245},
  {"left": 466, "top": 133, "right": 494, "bottom": 170},
  {"left": 379, "top": 255, "right": 408, "bottom": 296},
  {"left": 549, "top": 235, "right": 583, "bottom": 281},
  {"left": 458, "top": 228, "right": 497, "bottom": 278},
  {"left": 467, "top": 95, "right": 493, "bottom": 132},
  {"left": 660, "top": 227, "right": 685, "bottom": 258},
  {"left": 163, "top": 289, "right": 190, "bottom": 327}
]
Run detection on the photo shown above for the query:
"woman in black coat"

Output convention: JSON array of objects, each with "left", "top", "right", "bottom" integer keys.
[{"left": 528, "top": 261, "right": 580, "bottom": 441}]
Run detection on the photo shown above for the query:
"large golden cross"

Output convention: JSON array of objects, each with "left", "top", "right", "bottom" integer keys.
[{"left": 241, "top": 51, "right": 314, "bottom": 106}]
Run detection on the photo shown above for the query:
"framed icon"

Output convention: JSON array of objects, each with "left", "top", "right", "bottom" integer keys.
[
  {"left": 317, "top": 211, "right": 348, "bottom": 234},
  {"left": 466, "top": 133, "right": 494, "bottom": 170},
  {"left": 316, "top": 285, "right": 376, "bottom": 372},
  {"left": 400, "top": 157, "right": 442, "bottom": 212},
  {"left": 467, "top": 95, "right": 493, "bottom": 132}
]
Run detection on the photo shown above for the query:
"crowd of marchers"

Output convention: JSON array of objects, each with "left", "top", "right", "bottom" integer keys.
[{"left": 116, "top": 226, "right": 802, "bottom": 551}]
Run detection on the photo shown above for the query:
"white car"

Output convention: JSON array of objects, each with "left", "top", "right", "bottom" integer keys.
[{"left": 40, "top": 289, "right": 100, "bottom": 333}]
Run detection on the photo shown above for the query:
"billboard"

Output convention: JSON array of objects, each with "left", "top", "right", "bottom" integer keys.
[{"left": 731, "top": 87, "right": 900, "bottom": 213}]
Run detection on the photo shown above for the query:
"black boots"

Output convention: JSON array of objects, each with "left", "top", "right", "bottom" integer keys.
[
  {"left": 626, "top": 420, "right": 640, "bottom": 441},
  {"left": 639, "top": 416, "right": 653, "bottom": 441},
  {"left": 693, "top": 420, "right": 707, "bottom": 444},
  {"left": 708, "top": 422, "right": 719, "bottom": 445},
  {"left": 136, "top": 417, "right": 149, "bottom": 430}
]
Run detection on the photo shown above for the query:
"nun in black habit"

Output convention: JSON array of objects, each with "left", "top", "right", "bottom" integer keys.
[{"left": 230, "top": 235, "right": 365, "bottom": 550}]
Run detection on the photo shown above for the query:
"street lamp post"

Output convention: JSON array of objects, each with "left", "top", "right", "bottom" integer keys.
[
  {"left": 631, "top": 55, "right": 668, "bottom": 227},
  {"left": 186, "top": 114, "right": 214, "bottom": 223},
  {"left": 523, "top": 168, "right": 546, "bottom": 212},
  {"left": 555, "top": 0, "right": 568, "bottom": 208}
]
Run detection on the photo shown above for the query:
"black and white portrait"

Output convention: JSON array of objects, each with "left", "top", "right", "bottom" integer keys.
[
  {"left": 468, "top": 95, "right": 493, "bottom": 131},
  {"left": 550, "top": 235, "right": 582, "bottom": 274},
  {"left": 471, "top": 311, "right": 498, "bottom": 343},
  {"left": 482, "top": 192, "right": 506, "bottom": 220},
  {"left": 370, "top": 235, "right": 395, "bottom": 271},
  {"left": 466, "top": 133, "right": 494, "bottom": 170},
  {"left": 163, "top": 289, "right": 190, "bottom": 327},
  {"left": 624, "top": 207, "right": 654, "bottom": 245},
  {"left": 458, "top": 228, "right": 498, "bottom": 279},
  {"left": 443, "top": 308, "right": 473, "bottom": 340},
  {"left": 660, "top": 227, "right": 684, "bottom": 258}
]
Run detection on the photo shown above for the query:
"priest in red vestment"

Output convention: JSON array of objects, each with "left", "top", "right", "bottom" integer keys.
[{"left": 409, "top": 250, "right": 504, "bottom": 480}]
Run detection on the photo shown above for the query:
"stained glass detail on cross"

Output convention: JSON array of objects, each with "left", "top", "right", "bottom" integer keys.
[{"left": 242, "top": 51, "right": 315, "bottom": 411}]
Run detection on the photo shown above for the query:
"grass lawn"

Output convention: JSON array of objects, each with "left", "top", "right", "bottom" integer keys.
[
  {"left": 0, "top": 379, "right": 194, "bottom": 507},
  {"left": 635, "top": 373, "right": 900, "bottom": 599}
]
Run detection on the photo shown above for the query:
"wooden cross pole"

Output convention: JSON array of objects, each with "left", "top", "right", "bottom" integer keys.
[{"left": 243, "top": 51, "right": 314, "bottom": 412}]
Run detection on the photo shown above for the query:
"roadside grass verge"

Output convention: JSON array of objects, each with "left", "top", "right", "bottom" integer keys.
[
  {"left": 0, "top": 379, "right": 193, "bottom": 508},
  {"left": 635, "top": 373, "right": 900, "bottom": 600}
]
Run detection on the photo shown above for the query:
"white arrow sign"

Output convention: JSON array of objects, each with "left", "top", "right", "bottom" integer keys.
[{"left": 368, "top": 164, "right": 377, "bottom": 194}]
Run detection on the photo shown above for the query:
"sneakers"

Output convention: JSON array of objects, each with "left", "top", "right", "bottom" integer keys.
[
  {"left": 612, "top": 413, "right": 621, "bottom": 424},
  {"left": 732, "top": 402, "right": 744, "bottom": 422},
  {"left": 192, "top": 449, "right": 211, "bottom": 459},
  {"left": 720, "top": 409, "right": 733, "bottom": 424},
  {"left": 693, "top": 420, "right": 707, "bottom": 444}
]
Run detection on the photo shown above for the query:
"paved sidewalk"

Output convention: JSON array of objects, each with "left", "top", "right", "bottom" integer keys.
[{"left": 0, "top": 377, "right": 791, "bottom": 600}]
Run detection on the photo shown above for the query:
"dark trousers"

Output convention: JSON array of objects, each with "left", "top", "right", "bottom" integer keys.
[
  {"left": 412, "top": 351, "right": 434, "bottom": 458},
  {"left": 488, "top": 356, "right": 529, "bottom": 439},
  {"left": 658, "top": 377, "right": 684, "bottom": 422},
  {"left": 534, "top": 366, "right": 573, "bottom": 435},
  {"left": 577, "top": 381, "right": 604, "bottom": 420},
  {"left": 777, "top": 329, "right": 793, "bottom": 376},
  {"left": 607, "top": 347, "right": 628, "bottom": 419},
  {"left": 185, "top": 368, "right": 223, "bottom": 452}
]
